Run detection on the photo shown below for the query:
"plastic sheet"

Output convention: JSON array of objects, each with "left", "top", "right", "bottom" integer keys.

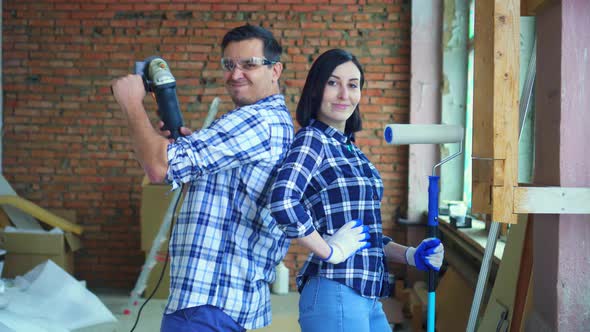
[{"left": 0, "top": 260, "right": 116, "bottom": 331}]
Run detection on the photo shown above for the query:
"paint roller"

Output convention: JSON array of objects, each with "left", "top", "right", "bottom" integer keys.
[
  {"left": 384, "top": 124, "right": 464, "bottom": 145},
  {"left": 384, "top": 123, "right": 464, "bottom": 332}
]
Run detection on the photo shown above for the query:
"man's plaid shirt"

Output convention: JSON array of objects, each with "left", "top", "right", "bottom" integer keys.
[{"left": 164, "top": 94, "right": 293, "bottom": 329}]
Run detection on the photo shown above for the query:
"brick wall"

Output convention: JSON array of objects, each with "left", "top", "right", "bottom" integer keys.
[{"left": 2, "top": 0, "right": 410, "bottom": 290}]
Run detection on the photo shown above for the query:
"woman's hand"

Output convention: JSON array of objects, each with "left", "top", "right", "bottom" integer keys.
[{"left": 405, "top": 238, "right": 444, "bottom": 271}]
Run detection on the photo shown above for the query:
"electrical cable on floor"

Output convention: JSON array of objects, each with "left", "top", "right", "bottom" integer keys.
[{"left": 129, "top": 183, "right": 184, "bottom": 332}]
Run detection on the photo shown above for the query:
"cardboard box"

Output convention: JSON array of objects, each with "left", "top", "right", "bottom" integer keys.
[
  {"left": 140, "top": 179, "right": 180, "bottom": 298},
  {"left": 0, "top": 229, "right": 81, "bottom": 278},
  {"left": 140, "top": 182, "right": 176, "bottom": 251},
  {"left": 0, "top": 209, "right": 80, "bottom": 278},
  {"left": 144, "top": 249, "right": 170, "bottom": 299}
]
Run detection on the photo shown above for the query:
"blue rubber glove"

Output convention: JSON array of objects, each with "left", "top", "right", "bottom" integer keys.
[
  {"left": 405, "top": 238, "right": 444, "bottom": 271},
  {"left": 322, "top": 219, "right": 370, "bottom": 264}
]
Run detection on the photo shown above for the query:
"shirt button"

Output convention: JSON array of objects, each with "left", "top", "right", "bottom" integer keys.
[{"left": 373, "top": 194, "right": 378, "bottom": 200}]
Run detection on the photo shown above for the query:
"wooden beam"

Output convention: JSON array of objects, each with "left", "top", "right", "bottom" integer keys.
[
  {"left": 472, "top": 0, "right": 520, "bottom": 224},
  {"left": 492, "top": 0, "right": 520, "bottom": 225},
  {"left": 510, "top": 215, "right": 533, "bottom": 332},
  {"left": 472, "top": 0, "right": 494, "bottom": 215},
  {"left": 522, "top": 0, "right": 555, "bottom": 16},
  {"left": 513, "top": 187, "right": 590, "bottom": 214},
  {"left": 477, "top": 215, "right": 529, "bottom": 332},
  {"left": 0, "top": 195, "right": 83, "bottom": 235}
]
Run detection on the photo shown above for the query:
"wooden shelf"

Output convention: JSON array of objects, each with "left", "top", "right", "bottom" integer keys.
[{"left": 439, "top": 215, "right": 504, "bottom": 264}]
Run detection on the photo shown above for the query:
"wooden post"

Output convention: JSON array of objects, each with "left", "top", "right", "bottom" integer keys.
[
  {"left": 472, "top": 0, "right": 520, "bottom": 225},
  {"left": 510, "top": 215, "right": 533, "bottom": 332}
]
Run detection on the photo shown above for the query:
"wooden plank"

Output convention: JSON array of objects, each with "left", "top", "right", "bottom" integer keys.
[
  {"left": 510, "top": 215, "right": 533, "bottom": 332},
  {"left": 491, "top": 0, "right": 520, "bottom": 224},
  {"left": 513, "top": 187, "right": 590, "bottom": 214},
  {"left": 472, "top": 181, "right": 492, "bottom": 214},
  {"left": 436, "top": 266, "right": 475, "bottom": 332},
  {"left": 521, "top": 0, "right": 529, "bottom": 16},
  {"left": 473, "top": 0, "right": 494, "bottom": 158},
  {"left": 472, "top": 0, "right": 521, "bottom": 224},
  {"left": 477, "top": 215, "right": 528, "bottom": 332},
  {"left": 0, "top": 195, "right": 83, "bottom": 235},
  {"left": 522, "top": 0, "right": 554, "bottom": 15},
  {"left": 472, "top": 0, "right": 495, "bottom": 215},
  {"left": 439, "top": 216, "right": 503, "bottom": 264}
]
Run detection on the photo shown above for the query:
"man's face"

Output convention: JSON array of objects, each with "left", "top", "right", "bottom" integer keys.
[{"left": 222, "top": 39, "right": 282, "bottom": 107}]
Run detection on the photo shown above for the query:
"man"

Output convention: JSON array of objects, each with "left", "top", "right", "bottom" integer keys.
[{"left": 111, "top": 25, "right": 293, "bottom": 332}]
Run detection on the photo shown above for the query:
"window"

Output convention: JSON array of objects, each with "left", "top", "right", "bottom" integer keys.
[
  {"left": 440, "top": 0, "right": 536, "bottom": 258},
  {"left": 464, "top": 0, "right": 475, "bottom": 204}
]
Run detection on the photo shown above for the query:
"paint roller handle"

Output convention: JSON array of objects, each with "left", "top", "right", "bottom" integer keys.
[{"left": 427, "top": 175, "right": 441, "bottom": 292}]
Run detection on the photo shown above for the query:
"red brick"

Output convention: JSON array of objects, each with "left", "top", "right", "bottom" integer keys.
[{"left": 2, "top": 0, "right": 410, "bottom": 290}]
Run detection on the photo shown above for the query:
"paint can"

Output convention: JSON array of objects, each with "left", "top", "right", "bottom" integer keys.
[
  {"left": 388, "top": 273, "right": 396, "bottom": 297},
  {"left": 272, "top": 261, "right": 290, "bottom": 295}
]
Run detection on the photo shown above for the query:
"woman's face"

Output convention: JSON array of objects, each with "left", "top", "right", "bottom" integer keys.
[{"left": 317, "top": 61, "right": 361, "bottom": 133}]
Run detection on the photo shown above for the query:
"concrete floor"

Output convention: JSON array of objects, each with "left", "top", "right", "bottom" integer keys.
[
  {"left": 75, "top": 290, "right": 302, "bottom": 332},
  {"left": 74, "top": 289, "right": 411, "bottom": 332}
]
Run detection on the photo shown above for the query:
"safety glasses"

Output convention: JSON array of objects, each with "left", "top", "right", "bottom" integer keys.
[{"left": 220, "top": 57, "right": 278, "bottom": 72}]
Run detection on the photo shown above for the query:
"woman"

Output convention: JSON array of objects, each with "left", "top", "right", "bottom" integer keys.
[{"left": 269, "top": 49, "right": 443, "bottom": 332}]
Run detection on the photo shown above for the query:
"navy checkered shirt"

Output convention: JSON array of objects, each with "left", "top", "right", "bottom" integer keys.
[
  {"left": 270, "top": 119, "right": 391, "bottom": 298},
  {"left": 163, "top": 94, "right": 294, "bottom": 329}
]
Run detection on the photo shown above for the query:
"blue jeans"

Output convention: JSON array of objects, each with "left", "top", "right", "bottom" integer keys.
[
  {"left": 299, "top": 276, "right": 392, "bottom": 332},
  {"left": 160, "top": 305, "right": 245, "bottom": 332}
]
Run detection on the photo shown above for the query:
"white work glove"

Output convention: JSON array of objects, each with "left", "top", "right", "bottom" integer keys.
[
  {"left": 405, "top": 237, "right": 444, "bottom": 271},
  {"left": 321, "top": 219, "right": 370, "bottom": 264}
]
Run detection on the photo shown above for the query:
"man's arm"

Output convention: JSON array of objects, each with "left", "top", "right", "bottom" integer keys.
[{"left": 111, "top": 74, "right": 170, "bottom": 183}]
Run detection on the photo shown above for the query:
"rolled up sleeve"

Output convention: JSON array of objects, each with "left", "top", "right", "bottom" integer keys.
[
  {"left": 166, "top": 108, "right": 272, "bottom": 188},
  {"left": 270, "top": 130, "right": 324, "bottom": 238}
]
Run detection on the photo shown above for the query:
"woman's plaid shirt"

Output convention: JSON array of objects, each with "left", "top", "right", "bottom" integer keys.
[{"left": 270, "top": 119, "right": 391, "bottom": 298}]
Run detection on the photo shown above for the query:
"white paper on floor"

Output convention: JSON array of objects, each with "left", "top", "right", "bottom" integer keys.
[
  {"left": 0, "top": 311, "right": 68, "bottom": 332},
  {"left": 0, "top": 320, "right": 16, "bottom": 332},
  {"left": 0, "top": 260, "right": 117, "bottom": 331}
]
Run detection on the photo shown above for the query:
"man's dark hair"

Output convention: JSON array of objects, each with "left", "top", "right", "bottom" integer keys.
[
  {"left": 296, "top": 49, "right": 364, "bottom": 135},
  {"left": 221, "top": 24, "right": 282, "bottom": 62}
]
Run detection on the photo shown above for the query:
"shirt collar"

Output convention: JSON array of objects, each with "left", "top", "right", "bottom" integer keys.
[
  {"left": 255, "top": 93, "right": 284, "bottom": 105},
  {"left": 310, "top": 119, "right": 352, "bottom": 145}
]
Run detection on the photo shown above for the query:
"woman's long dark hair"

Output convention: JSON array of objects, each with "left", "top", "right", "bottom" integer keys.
[{"left": 296, "top": 49, "right": 365, "bottom": 135}]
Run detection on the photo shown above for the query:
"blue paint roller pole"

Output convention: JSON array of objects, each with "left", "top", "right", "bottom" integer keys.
[
  {"left": 427, "top": 175, "right": 440, "bottom": 332},
  {"left": 383, "top": 123, "right": 464, "bottom": 332}
]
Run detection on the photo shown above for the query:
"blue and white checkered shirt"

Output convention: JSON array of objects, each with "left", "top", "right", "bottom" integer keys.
[
  {"left": 164, "top": 94, "right": 294, "bottom": 329},
  {"left": 270, "top": 119, "right": 391, "bottom": 298}
]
